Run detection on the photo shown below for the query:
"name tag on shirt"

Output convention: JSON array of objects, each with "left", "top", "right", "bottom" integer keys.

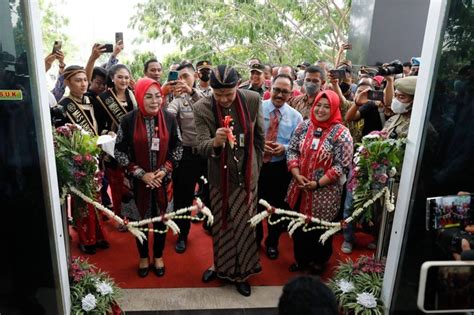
[
  {"left": 311, "top": 138, "right": 320, "bottom": 150},
  {"left": 239, "top": 133, "right": 245, "bottom": 147},
  {"left": 151, "top": 137, "right": 160, "bottom": 151}
]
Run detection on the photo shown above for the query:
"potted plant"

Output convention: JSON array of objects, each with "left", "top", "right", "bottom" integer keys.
[
  {"left": 329, "top": 256, "right": 385, "bottom": 315},
  {"left": 70, "top": 256, "right": 122, "bottom": 314}
]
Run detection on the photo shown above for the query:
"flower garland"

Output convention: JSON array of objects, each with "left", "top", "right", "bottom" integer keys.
[
  {"left": 328, "top": 256, "right": 385, "bottom": 314},
  {"left": 70, "top": 187, "right": 213, "bottom": 244},
  {"left": 249, "top": 188, "right": 389, "bottom": 244},
  {"left": 70, "top": 256, "right": 121, "bottom": 314}
]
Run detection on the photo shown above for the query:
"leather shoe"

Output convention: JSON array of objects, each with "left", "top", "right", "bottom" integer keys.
[
  {"left": 78, "top": 244, "right": 96, "bottom": 255},
  {"left": 235, "top": 281, "right": 251, "bottom": 297},
  {"left": 96, "top": 240, "right": 110, "bottom": 249},
  {"left": 288, "top": 263, "right": 305, "bottom": 272},
  {"left": 175, "top": 238, "right": 187, "bottom": 254},
  {"left": 201, "top": 269, "right": 217, "bottom": 283},
  {"left": 266, "top": 246, "right": 279, "bottom": 260},
  {"left": 153, "top": 265, "right": 165, "bottom": 277},
  {"left": 137, "top": 266, "right": 149, "bottom": 278}
]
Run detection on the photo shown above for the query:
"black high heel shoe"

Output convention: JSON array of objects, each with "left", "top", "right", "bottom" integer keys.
[
  {"left": 78, "top": 244, "right": 96, "bottom": 255},
  {"left": 153, "top": 265, "right": 165, "bottom": 277},
  {"left": 137, "top": 265, "right": 149, "bottom": 278}
]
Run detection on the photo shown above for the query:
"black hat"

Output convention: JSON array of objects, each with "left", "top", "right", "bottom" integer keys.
[
  {"left": 297, "top": 61, "right": 311, "bottom": 69},
  {"left": 210, "top": 65, "right": 240, "bottom": 89},
  {"left": 249, "top": 62, "right": 265, "bottom": 73},
  {"left": 196, "top": 60, "right": 212, "bottom": 70}
]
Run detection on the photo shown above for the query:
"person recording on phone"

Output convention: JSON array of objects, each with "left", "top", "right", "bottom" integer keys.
[
  {"left": 44, "top": 45, "right": 66, "bottom": 102},
  {"left": 85, "top": 41, "right": 124, "bottom": 87}
]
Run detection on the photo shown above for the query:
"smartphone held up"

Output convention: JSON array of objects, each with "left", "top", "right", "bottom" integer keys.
[
  {"left": 115, "top": 32, "right": 124, "bottom": 45},
  {"left": 52, "top": 40, "right": 62, "bottom": 54}
]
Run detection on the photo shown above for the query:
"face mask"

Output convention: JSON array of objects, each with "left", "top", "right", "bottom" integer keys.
[
  {"left": 391, "top": 99, "right": 412, "bottom": 114},
  {"left": 304, "top": 82, "right": 320, "bottom": 96},
  {"left": 200, "top": 73, "right": 210, "bottom": 82},
  {"left": 296, "top": 79, "right": 304, "bottom": 86}
]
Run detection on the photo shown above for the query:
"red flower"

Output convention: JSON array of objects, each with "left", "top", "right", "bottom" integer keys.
[
  {"left": 84, "top": 153, "right": 93, "bottom": 162},
  {"left": 73, "top": 155, "right": 83, "bottom": 165},
  {"left": 56, "top": 126, "right": 71, "bottom": 137},
  {"left": 371, "top": 162, "right": 380, "bottom": 170},
  {"left": 74, "top": 171, "right": 86, "bottom": 181}
]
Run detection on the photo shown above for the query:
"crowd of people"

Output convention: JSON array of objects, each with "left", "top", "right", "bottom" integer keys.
[{"left": 46, "top": 40, "right": 424, "bottom": 297}]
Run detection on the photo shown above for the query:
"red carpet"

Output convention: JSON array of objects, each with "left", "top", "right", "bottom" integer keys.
[{"left": 70, "top": 219, "right": 375, "bottom": 288}]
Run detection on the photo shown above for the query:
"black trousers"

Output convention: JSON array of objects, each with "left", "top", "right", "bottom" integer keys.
[
  {"left": 256, "top": 159, "right": 292, "bottom": 248},
  {"left": 291, "top": 197, "right": 333, "bottom": 267},
  {"left": 293, "top": 227, "right": 333, "bottom": 267},
  {"left": 172, "top": 146, "right": 209, "bottom": 238},
  {"left": 135, "top": 194, "right": 167, "bottom": 258}
]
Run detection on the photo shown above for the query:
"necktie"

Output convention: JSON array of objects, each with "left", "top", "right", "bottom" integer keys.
[{"left": 263, "top": 108, "right": 281, "bottom": 163}]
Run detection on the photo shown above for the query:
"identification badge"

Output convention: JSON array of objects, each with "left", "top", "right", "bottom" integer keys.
[
  {"left": 239, "top": 133, "right": 245, "bottom": 147},
  {"left": 151, "top": 137, "right": 160, "bottom": 151},
  {"left": 311, "top": 138, "right": 320, "bottom": 150}
]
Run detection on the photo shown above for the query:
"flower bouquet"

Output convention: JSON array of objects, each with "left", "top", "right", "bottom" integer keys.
[
  {"left": 352, "top": 131, "right": 406, "bottom": 221},
  {"left": 54, "top": 124, "right": 102, "bottom": 217},
  {"left": 70, "top": 256, "right": 122, "bottom": 314},
  {"left": 329, "top": 256, "right": 385, "bottom": 315}
]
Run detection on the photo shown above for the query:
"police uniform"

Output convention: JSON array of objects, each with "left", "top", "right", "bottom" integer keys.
[{"left": 196, "top": 60, "right": 213, "bottom": 97}]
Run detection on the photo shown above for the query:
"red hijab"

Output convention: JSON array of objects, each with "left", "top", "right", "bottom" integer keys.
[
  {"left": 310, "top": 90, "right": 343, "bottom": 130},
  {"left": 133, "top": 78, "right": 169, "bottom": 217}
]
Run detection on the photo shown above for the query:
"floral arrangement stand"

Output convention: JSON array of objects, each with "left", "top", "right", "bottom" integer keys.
[
  {"left": 352, "top": 131, "right": 406, "bottom": 222},
  {"left": 352, "top": 131, "right": 406, "bottom": 260},
  {"left": 70, "top": 256, "right": 122, "bottom": 314},
  {"left": 329, "top": 256, "right": 386, "bottom": 315}
]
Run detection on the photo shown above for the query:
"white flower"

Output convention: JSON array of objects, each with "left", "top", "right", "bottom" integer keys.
[
  {"left": 363, "top": 134, "right": 380, "bottom": 140},
  {"left": 81, "top": 293, "right": 97, "bottom": 312},
  {"left": 356, "top": 292, "right": 378, "bottom": 308},
  {"left": 337, "top": 279, "right": 355, "bottom": 294},
  {"left": 389, "top": 167, "right": 397, "bottom": 177},
  {"left": 95, "top": 280, "right": 113, "bottom": 296}
]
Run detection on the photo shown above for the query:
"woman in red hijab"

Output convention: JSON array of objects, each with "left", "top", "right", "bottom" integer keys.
[
  {"left": 114, "top": 78, "right": 182, "bottom": 278},
  {"left": 286, "top": 89, "right": 353, "bottom": 273}
]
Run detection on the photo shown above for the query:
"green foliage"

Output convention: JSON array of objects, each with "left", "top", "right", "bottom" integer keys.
[
  {"left": 437, "top": 1, "right": 473, "bottom": 84},
  {"left": 125, "top": 50, "right": 158, "bottom": 80},
  {"left": 39, "top": 0, "right": 75, "bottom": 58},
  {"left": 130, "top": 0, "right": 351, "bottom": 68}
]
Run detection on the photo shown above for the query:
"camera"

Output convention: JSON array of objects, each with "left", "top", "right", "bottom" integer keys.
[
  {"left": 451, "top": 230, "right": 474, "bottom": 253},
  {"left": 377, "top": 60, "right": 403, "bottom": 76}
]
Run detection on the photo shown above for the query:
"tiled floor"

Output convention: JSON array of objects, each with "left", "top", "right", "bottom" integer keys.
[{"left": 119, "top": 286, "right": 282, "bottom": 313}]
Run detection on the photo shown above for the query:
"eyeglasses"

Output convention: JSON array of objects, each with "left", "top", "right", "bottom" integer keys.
[{"left": 272, "top": 87, "right": 291, "bottom": 95}]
